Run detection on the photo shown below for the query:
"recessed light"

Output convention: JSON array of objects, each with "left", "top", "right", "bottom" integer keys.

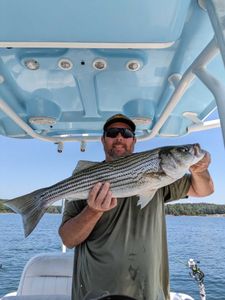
[
  {"left": 93, "top": 59, "right": 107, "bottom": 70},
  {"left": 58, "top": 58, "right": 73, "bottom": 70},
  {"left": 131, "top": 117, "right": 152, "bottom": 126},
  {"left": 24, "top": 59, "right": 40, "bottom": 70},
  {"left": 126, "top": 60, "right": 142, "bottom": 71},
  {"left": 29, "top": 117, "right": 56, "bottom": 125}
]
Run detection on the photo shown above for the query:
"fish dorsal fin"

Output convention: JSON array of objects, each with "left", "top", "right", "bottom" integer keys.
[
  {"left": 137, "top": 189, "right": 157, "bottom": 209},
  {"left": 72, "top": 160, "right": 99, "bottom": 175}
]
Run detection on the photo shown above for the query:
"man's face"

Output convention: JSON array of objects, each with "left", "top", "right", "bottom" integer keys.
[{"left": 101, "top": 122, "right": 136, "bottom": 161}]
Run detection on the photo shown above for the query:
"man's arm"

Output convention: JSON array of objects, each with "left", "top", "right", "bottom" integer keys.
[
  {"left": 187, "top": 151, "right": 214, "bottom": 197},
  {"left": 58, "top": 182, "right": 117, "bottom": 248}
]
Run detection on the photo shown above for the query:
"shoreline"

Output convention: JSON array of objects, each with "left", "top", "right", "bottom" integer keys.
[
  {"left": 167, "top": 214, "right": 225, "bottom": 217},
  {"left": 1, "top": 212, "right": 225, "bottom": 217}
]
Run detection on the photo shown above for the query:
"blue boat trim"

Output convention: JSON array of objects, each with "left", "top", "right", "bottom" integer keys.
[{"left": 0, "top": 0, "right": 225, "bottom": 152}]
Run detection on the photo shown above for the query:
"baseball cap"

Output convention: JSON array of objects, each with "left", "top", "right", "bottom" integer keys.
[{"left": 103, "top": 114, "right": 136, "bottom": 132}]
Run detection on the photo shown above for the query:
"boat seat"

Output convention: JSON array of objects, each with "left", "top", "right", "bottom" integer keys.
[
  {"left": 14, "top": 252, "right": 194, "bottom": 300},
  {"left": 16, "top": 253, "right": 73, "bottom": 296}
]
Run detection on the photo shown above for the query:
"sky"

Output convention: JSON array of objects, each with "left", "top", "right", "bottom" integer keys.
[{"left": 0, "top": 126, "right": 224, "bottom": 205}]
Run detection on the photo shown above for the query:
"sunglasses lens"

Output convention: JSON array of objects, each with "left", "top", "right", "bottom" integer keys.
[
  {"left": 105, "top": 128, "right": 134, "bottom": 138},
  {"left": 105, "top": 128, "right": 119, "bottom": 138},
  {"left": 122, "top": 129, "right": 134, "bottom": 138}
]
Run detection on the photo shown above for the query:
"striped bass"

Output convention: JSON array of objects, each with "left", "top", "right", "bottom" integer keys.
[{"left": 2, "top": 144, "right": 205, "bottom": 237}]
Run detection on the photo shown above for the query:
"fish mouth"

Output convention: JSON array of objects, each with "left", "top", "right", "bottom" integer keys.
[{"left": 193, "top": 143, "right": 205, "bottom": 158}]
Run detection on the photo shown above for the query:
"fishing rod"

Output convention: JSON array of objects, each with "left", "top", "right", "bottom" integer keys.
[
  {"left": 173, "top": 257, "right": 206, "bottom": 300},
  {"left": 187, "top": 258, "right": 206, "bottom": 300}
]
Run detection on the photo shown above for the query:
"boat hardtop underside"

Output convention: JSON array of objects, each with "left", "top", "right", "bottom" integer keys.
[{"left": 0, "top": 0, "right": 225, "bottom": 152}]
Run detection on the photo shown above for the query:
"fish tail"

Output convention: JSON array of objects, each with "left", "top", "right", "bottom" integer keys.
[{"left": 3, "top": 188, "right": 47, "bottom": 237}]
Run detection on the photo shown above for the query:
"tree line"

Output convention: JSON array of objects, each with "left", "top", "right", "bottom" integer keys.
[
  {"left": 1, "top": 201, "right": 225, "bottom": 216},
  {"left": 165, "top": 202, "right": 225, "bottom": 216}
]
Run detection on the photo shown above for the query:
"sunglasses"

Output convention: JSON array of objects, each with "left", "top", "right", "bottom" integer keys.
[{"left": 104, "top": 128, "right": 135, "bottom": 138}]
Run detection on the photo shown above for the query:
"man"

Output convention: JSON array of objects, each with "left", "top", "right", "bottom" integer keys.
[{"left": 59, "top": 114, "right": 214, "bottom": 300}]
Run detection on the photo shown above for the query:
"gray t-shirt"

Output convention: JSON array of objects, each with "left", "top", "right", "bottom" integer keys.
[{"left": 61, "top": 175, "right": 191, "bottom": 300}]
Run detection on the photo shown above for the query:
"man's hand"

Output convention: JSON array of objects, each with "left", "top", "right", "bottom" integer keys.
[
  {"left": 59, "top": 182, "right": 117, "bottom": 248},
  {"left": 87, "top": 182, "right": 117, "bottom": 212},
  {"left": 188, "top": 151, "right": 214, "bottom": 197},
  {"left": 189, "top": 151, "right": 211, "bottom": 174}
]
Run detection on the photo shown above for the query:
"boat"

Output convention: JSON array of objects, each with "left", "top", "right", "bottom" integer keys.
[{"left": 0, "top": 0, "right": 225, "bottom": 299}]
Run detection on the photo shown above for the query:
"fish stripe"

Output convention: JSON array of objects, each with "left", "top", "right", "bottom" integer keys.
[{"left": 39, "top": 154, "right": 161, "bottom": 200}]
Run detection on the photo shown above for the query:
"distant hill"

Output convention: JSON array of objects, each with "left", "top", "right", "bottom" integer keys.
[
  {"left": 165, "top": 203, "right": 225, "bottom": 216},
  {"left": 1, "top": 201, "right": 225, "bottom": 216}
]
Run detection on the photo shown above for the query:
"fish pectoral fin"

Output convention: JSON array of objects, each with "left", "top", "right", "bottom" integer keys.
[
  {"left": 73, "top": 160, "right": 99, "bottom": 174},
  {"left": 137, "top": 190, "right": 157, "bottom": 209},
  {"left": 66, "top": 195, "right": 80, "bottom": 201}
]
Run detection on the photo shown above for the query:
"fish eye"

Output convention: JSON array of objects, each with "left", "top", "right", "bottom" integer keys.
[{"left": 180, "top": 147, "right": 189, "bottom": 153}]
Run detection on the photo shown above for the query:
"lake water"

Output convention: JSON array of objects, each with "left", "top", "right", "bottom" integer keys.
[{"left": 0, "top": 214, "right": 225, "bottom": 299}]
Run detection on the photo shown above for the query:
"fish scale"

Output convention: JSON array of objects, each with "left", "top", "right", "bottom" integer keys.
[
  {"left": 41, "top": 152, "right": 160, "bottom": 199},
  {"left": 48, "top": 158, "right": 159, "bottom": 197},
  {"left": 2, "top": 144, "right": 205, "bottom": 237}
]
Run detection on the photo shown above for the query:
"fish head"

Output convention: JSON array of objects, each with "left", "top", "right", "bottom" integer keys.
[{"left": 160, "top": 144, "right": 206, "bottom": 179}]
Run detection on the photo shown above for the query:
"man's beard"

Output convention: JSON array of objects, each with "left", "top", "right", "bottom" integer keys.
[{"left": 107, "top": 142, "right": 131, "bottom": 160}]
